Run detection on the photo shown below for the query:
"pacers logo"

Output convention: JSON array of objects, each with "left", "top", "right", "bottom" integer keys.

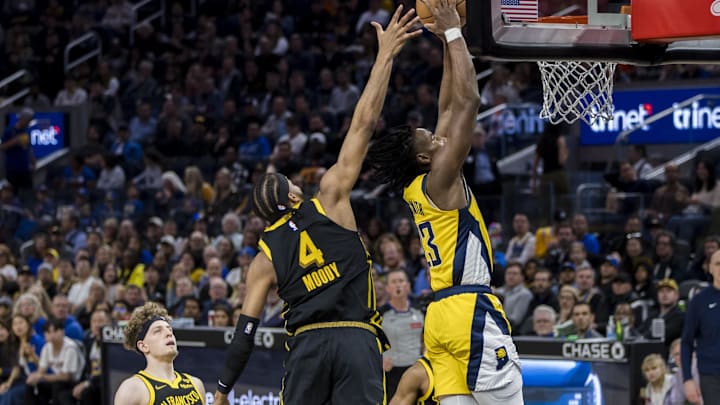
[
  {"left": 712, "top": 0, "right": 720, "bottom": 16},
  {"left": 495, "top": 346, "right": 509, "bottom": 371}
]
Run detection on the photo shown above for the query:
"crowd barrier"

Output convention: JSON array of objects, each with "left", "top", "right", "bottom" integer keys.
[{"left": 102, "top": 327, "right": 664, "bottom": 405}]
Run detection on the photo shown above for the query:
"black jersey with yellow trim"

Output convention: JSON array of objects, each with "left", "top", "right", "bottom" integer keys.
[
  {"left": 135, "top": 370, "right": 202, "bottom": 405},
  {"left": 417, "top": 356, "right": 438, "bottom": 405},
  {"left": 258, "top": 198, "right": 383, "bottom": 336}
]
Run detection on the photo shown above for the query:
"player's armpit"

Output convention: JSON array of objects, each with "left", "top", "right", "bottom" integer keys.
[{"left": 114, "top": 376, "right": 149, "bottom": 405}]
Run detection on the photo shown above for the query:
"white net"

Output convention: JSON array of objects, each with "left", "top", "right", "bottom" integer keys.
[{"left": 537, "top": 60, "right": 617, "bottom": 125}]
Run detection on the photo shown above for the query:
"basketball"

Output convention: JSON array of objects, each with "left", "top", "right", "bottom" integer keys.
[{"left": 415, "top": 0, "right": 467, "bottom": 27}]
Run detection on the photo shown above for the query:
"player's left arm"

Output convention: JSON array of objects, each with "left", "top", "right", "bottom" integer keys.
[
  {"left": 215, "top": 252, "right": 275, "bottom": 402},
  {"left": 190, "top": 375, "right": 206, "bottom": 403},
  {"left": 318, "top": 6, "right": 420, "bottom": 209},
  {"left": 389, "top": 362, "right": 427, "bottom": 405}
]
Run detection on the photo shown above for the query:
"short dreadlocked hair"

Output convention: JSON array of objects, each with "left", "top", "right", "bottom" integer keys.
[
  {"left": 252, "top": 173, "right": 292, "bottom": 223},
  {"left": 367, "top": 125, "right": 427, "bottom": 190}
]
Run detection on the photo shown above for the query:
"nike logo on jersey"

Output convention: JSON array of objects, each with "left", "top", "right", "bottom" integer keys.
[
  {"left": 155, "top": 384, "right": 167, "bottom": 390},
  {"left": 710, "top": 303, "right": 717, "bottom": 309}
]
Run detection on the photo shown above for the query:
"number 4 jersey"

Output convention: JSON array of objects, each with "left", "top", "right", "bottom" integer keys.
[
  {"left": 403, "top": 174, "right": 494, "bottom": 291},
  {"left": 258, "top": 198, "right": 384, "bottom": 335}
]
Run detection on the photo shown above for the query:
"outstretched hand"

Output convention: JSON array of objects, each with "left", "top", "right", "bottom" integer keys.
[
  {"left": 372, "top": 5, "right": 422, "bottom": 58},
  {"left": 419, "top": 0, "right": 462, "bottom": 34}
]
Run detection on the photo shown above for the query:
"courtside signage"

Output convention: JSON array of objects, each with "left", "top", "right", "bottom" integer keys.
[{"left": 580, "top": 86, "right": 720, "bottom": 145}]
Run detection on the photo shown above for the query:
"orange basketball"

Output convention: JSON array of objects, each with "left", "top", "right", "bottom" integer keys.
[{"left": 415, "top": 0, "right": 467, "bottom": 27}]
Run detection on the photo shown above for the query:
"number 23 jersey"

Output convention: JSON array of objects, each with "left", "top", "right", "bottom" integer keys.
[
  {"left": 403, "top": 174, "right": 494, "bottom": 292},
  {"left": 258, "top": 198, "right": 382, "bottom": 334}
]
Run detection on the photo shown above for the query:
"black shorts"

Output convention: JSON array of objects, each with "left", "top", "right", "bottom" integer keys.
[{"left": 281, "top": 327, "right": 385, "bottom": 405}]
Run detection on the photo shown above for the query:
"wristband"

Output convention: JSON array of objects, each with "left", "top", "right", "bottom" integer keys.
[{"left": 444, "top": 27, "right": 462, "bottom": 43}]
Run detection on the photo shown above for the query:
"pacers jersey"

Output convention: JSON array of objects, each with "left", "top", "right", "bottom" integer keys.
[
  {"left": 259, "top": 198, "right": 383, "bottom": 335},
  {"left": 135, "top": 370, "right": 203, "bottom": 405},
  {"left": 417, "top": 356, "right": 438, "bottom": 405},
  {"left": 403, "top": 174, "right": 494, "bottom": 292}
]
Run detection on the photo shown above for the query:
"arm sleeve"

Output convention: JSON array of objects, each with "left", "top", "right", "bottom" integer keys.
[
  {"left": 216, "top": 315, "right": 260, "bottom": 394},
  {"left": 681, "top": 297, "right": 700, "bottom": 381}
]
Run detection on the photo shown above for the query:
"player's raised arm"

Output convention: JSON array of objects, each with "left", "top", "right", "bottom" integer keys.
[
  {"left": 214, "top": 251, "right": 276, "bottom": 405},
  {"left": 317, "top": 6, "right": 421, "bottom": 208},
  {"left": 422, "top": 0, "right": 481, "bottom": 196}
]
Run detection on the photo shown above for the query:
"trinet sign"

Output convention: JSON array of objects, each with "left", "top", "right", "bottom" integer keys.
[{"left": 580, "top": 87, "right": 720, "bottom": 145}]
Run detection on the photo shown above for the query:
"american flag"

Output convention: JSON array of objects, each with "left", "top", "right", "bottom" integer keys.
[{"left": 501, "top": 0, "right": 539, "bottom": 22}]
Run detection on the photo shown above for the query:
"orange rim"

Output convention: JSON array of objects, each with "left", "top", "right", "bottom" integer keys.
[{"left": 536, "top": 15, "right": 588, "bottom": 24}]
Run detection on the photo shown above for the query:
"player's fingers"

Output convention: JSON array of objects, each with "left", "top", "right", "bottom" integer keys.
[
  {"left": 370, "top": 21, "right": 383, "bottom": 35},
  {"left": 398, "top": 8, "right": 416, "bottom": 26},
  {"left": 390, "top": 4, "right": 404, "bottom": 23}
]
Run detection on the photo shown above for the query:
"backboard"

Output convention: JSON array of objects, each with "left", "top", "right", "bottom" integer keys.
[{"left": 465, "top": 0, "right": 720, "bottom": 65}]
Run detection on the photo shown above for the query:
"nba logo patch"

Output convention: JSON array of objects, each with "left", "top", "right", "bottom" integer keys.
[
  {"left": 289, "top": 221, "right": 298, "bottom": 231},
  {"left": 244, "top": 322, "right": 255, "bottom": 335},
  {"left": 495, "top": 346, "right": 509, "bottom": 371}
]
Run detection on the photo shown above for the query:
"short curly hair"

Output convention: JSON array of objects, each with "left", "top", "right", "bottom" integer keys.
[{"left": 123, "top": 302, "right": 171, "bottom": 351}]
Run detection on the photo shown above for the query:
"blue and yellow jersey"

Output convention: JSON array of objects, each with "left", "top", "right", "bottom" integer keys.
[{"left": 403, "top": 174, "right": 494, "bottom": 292}]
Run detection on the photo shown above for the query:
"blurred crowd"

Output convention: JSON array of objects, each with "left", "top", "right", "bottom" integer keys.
[{"left": 0, "top": 0, "right": 719, "bottom": 404}]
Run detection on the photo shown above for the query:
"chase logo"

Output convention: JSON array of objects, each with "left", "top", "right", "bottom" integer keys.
[
  {"left": 712, "top": 0, "right": 720, "bottom": 16},
  {"left": 495, "top": 346, "right": 509, "bottom": 371}
]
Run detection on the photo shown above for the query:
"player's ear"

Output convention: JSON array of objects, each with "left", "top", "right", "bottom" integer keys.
[
  {"left": 416, "top": 152, "right": 431, "bottom": 166},
  {"left": 288, "top": 191, "right": 302, "bottom": 204}
]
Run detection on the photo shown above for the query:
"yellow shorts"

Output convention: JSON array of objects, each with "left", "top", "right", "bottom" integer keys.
[{"left": 424, "top": 286, "right": 520, "bottom": 398}]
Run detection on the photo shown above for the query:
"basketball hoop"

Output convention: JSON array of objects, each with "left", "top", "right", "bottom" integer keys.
[{"left": 537, "top": 60, "right": 617, "bottom": 125}]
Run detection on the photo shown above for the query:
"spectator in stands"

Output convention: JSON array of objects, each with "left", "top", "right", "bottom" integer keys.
[
  {"left": 506, "top": 213, "right": 536, "bottom": 265},
  {"left": 607, "top": 215, "right": 644, "bottom": 255},
  {"left": 544, "top": 223, "right": 575, "bottom": 274},
  {"left": 49, "top": 295, "right": 84, "bottom": 342},
  {"left": 464, "top": 124, "right": 502, "bottom": 221},
  {"left": 329, "top": 67, "right": 360, "bottom": 117},
  {"left": 73, "top": 280, "right": 106, "bottom": 331},
  {"left": 568, "top": 242, "right": 591, "bottom": 271},
  {"left": 566, "top": 302, "right": 603, "bottom": 339},
  {"left": 535, "top": 210, "right": 567, "bottom": 259},
  {"left": 526, "top": 268, "right": 560, "bottom": 319},
  {"left": 355, "top": 0, "right": 390, "bottom": 33},
  {"left": 66, "top": 258, "right": 98, "bottom": 310},
  {"left": 0, "top": 318, "right": 20, "bottom": 400},
  {"left": 497, "top": 262, "right": 534, "bottom": 330},
  {"left": 668, "top": 159, "right": 720, "bottom": 244},
  {"left": 259, "top": 285, "right": 282, "bottom": 328},
  {"left": 54, "top": 76, "right": 87, "bottom": 107},
  {"left": 532, "top": 123, "right": 569, "bottom": 197},
  {"left": 556, "top": 263, "right": 577, "bottom": 293},
  {"left": 599, "top": 256, "right": 620, "bottom": 296},
  {"left": 9, "top": 314, "right": 44, "bottom": 405},
  {"left": 110, "top": 123, "right": 144, "bottom": 176},
  {"left": 640, "top": 354, "right": 672, "bottom": 405},
  {"left": 237, "top": 121, "right": 271, "bottom": 167},
  {"left": 610, "top": 302, "right": 641, "bottom": 341},
  {"left": 649, "top": 164, "right": 689, "bottom": 221},
  {"left": 576, "top": 264, "right": 608, "bottom": 325},
  {"left": 25, "top": 318, "right": 85, "bottom": 405},
  {"left": 529, "top": 305, "right": 557, "bottom": 337},
  {"left": 572, "top": 213, "right": 600, "bottom": 255},
  {"left": 72, "top": 309, "right": 110, "bottom": 405},
  {"left": 621, "top": 231, "right": 650, "bottom": 275},
  {"left": 632, "top": 258, "right": 657, "bottom": 302},
  {"left": 604, "top": 161, "right": 656, "bottom": 215},
  {"left": 608, "top": 273, "right": 638, "bottom": 314},
  {"left": 1, "top": 108, "right": 35, "bottom": 193},
  {"left": 652, "top": 231, "right": 686, "bottom": 282},
  {"left": 554, "top": 285, "right": 579, "bottom": 337},
  {"left": 666, "top": 338, "right": 702, "bottom": 405},
  {"left": 128, "top": 101, "right": 157, "bottom": 144},
  {"left": 629, "top": 145, "right": 654, "bottom": 179},
  {"left": 210, "top": 305, "right": 232, "bottom": 327},
  {"left": 686, "top": 235, "right": 720, "bottom": 282},
  {"left": 639, "top": 279, "right": 685, "bottom": 346}
]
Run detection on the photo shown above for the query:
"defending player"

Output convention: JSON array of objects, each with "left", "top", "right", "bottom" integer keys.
[
  {"left": 213, "top": 7, "right": 422, "bottom": 405},
  {"left": 113, "top": 302, "right": 205, "bottom": 405},
  {"left": 367, "top": 0, "right": 523, "bottom": 404},
  {"left": 390, "top": 356, "right": 438, "bottom": 405}
]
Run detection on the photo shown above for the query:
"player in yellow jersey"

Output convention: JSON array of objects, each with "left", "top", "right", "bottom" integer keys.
[
  {"left": 390, "top": 356, "right": 438, "bottom": 405},
  {"left": 367, "top": 1, "right": 523, "bottom": 404},
  {"left": 114, "top": 303, "right": 205, "bottom": 405}
]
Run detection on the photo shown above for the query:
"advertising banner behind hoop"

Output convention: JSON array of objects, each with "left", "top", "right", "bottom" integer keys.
[
  {"left": 632, "top": 0, "right": 720, "bottom": 42},
  {"left": 580, "top": 86, "right": 720, "bottom": 145}
]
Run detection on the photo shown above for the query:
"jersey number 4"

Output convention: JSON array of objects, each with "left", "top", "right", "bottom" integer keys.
[
  {"left": 418, "top": 222, "right": 442, "bottom": 266},
  {"left": 299, "top": 230, "right": 325, "bottom": 268}
]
